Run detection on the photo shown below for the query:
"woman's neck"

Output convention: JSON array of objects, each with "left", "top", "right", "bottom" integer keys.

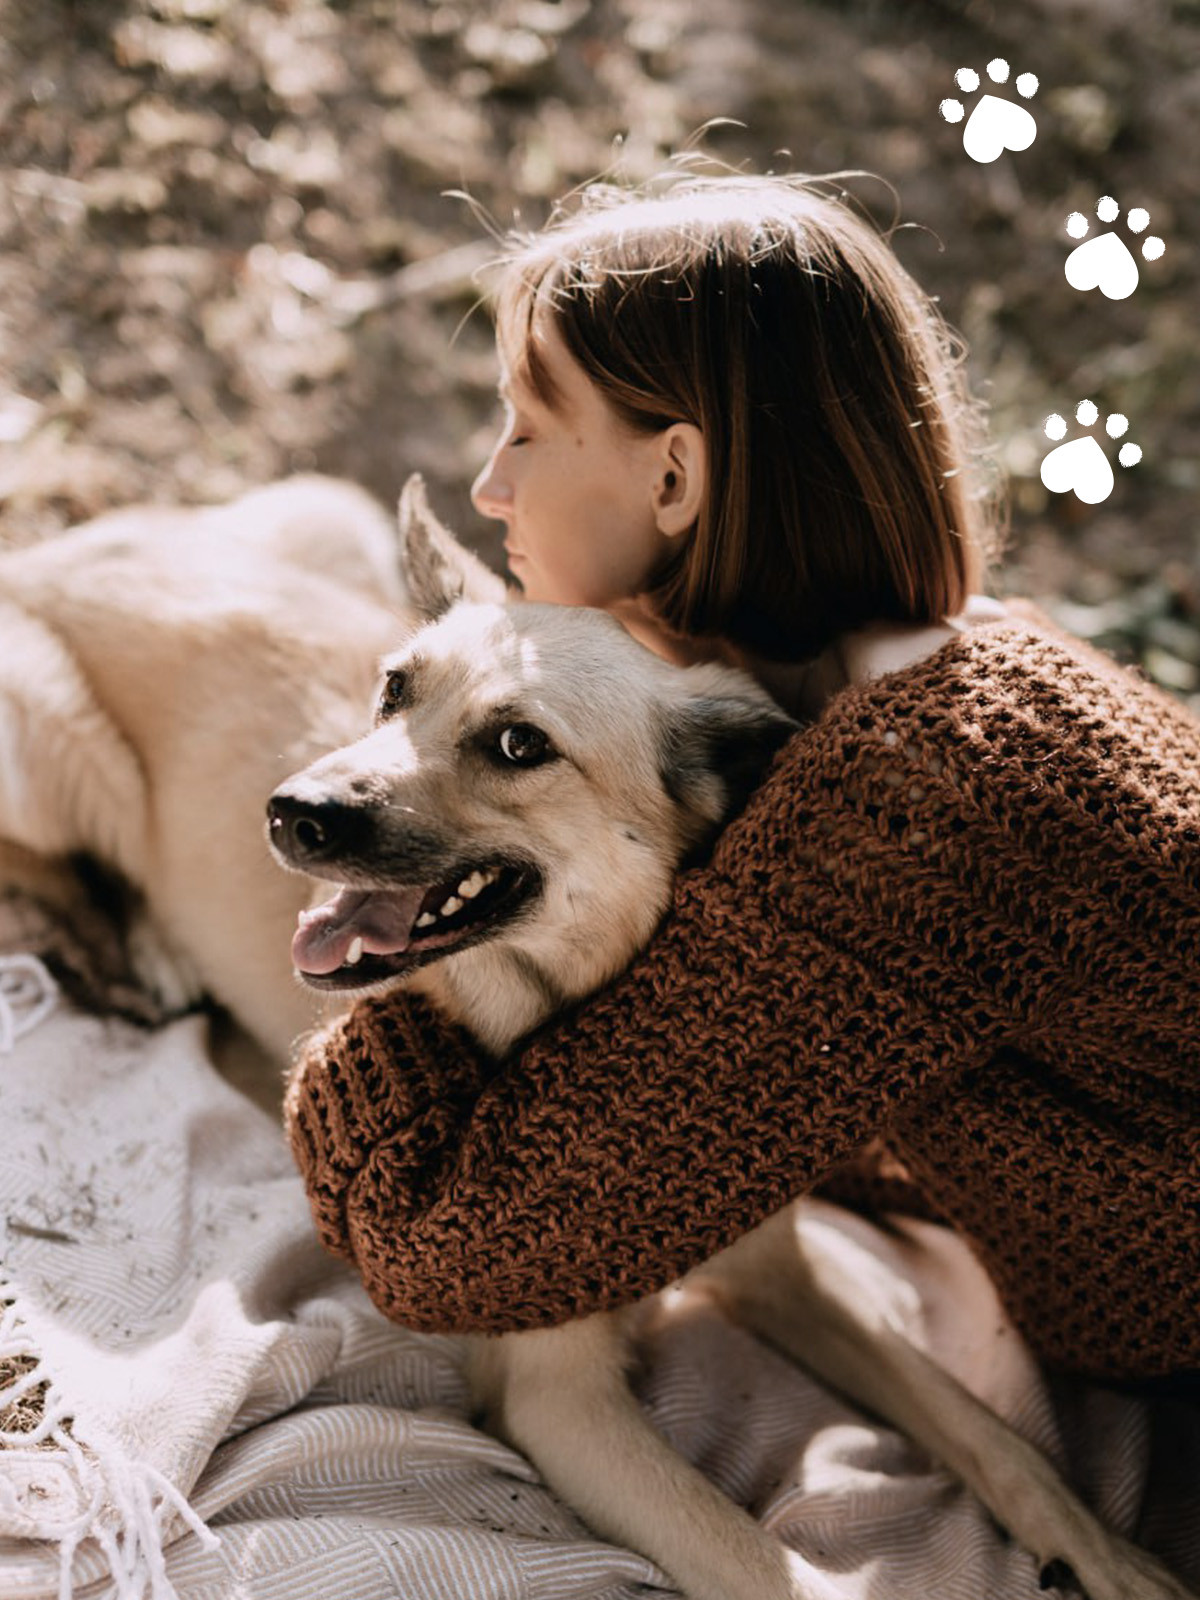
[
  {"left": 607, "top": 600, "right": 718, "bottom": 669},
  {"left": 611, "top": 602, "right": 835, "bottom": 721}
]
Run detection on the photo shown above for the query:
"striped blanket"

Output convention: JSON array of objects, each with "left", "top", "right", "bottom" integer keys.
[{"left": 1, "top": 952, "right": 1197, "bottom": 1600}]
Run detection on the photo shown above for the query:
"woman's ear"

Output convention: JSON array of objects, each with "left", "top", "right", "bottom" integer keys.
[{"left": 652, "top": 424, "right": 706, "bottom": 539}]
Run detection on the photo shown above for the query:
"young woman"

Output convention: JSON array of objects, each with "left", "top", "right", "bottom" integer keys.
[{"left": 286, "top": 175, "right": 1200, "bottom": 1386}]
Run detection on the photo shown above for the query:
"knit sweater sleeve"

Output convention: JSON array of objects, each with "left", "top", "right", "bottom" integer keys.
[{"left": 286, "top": 641, "right": 1018, "bottom": 1334}]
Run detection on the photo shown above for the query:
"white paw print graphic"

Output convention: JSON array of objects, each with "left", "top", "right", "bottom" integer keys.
[
  {"left": 940, "top": 58, "right": 1039, "bottom": 163},
  {"left": 1040, "top": 402, "right": 1142, "bottom": 506},
  {"left": 1064, "top": 196, "right": 1166, "bottom": 301}
]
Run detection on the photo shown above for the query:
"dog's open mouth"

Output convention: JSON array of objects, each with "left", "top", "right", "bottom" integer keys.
[{"left": 291, "top": 863, "right": 538, "bottom": 989}]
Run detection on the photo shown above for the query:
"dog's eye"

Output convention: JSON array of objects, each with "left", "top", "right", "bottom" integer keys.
[
  {"left": 496, "top": 723, "right": 552, "bottom": 767},
  {"left": 378, "top": 669, "right": 410, "bottom": 718}
]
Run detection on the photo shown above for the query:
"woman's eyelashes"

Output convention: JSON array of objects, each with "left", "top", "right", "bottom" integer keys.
[
  {"left": 505, "top": 408, "right": 534, "bottom": 447},
  {"left": 499, "top": 393, "right": 537, "bottom": 448}
]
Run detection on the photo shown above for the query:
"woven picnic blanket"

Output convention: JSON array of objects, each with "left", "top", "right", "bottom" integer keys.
[{"left": 1, "top": 950, "right": 1197, "bottom": 1600}]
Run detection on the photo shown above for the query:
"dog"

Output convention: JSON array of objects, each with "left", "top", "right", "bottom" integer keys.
[{"left": 0, "top": 477, "right": 1188, "bottom": 1600}]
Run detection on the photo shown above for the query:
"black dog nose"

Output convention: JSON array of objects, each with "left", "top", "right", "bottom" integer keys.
[{"left": 267, "top": 792, "right": 362, "bottom": 864}]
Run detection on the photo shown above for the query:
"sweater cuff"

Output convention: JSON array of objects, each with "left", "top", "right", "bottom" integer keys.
[{"left": 284, "top": 989, "right": 488, "bottom": 1264}]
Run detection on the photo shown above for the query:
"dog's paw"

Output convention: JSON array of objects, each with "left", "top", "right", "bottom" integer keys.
[
  {"left": 124, "top": 909, "right": 205, "bottom": 1018},
  {"left": 0, "top": 887, "right": 174, "bottom": 1028},
  {"left": 0, "top": 850, "right": 205, "bottom": 1030},
  {"left": 1052, "top": 1533, "right": 1198, "bottom": 1600}
]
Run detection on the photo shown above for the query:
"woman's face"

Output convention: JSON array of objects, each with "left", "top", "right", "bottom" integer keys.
[{"left": 471, "top": 319, "right": 673, "bottom": 610}]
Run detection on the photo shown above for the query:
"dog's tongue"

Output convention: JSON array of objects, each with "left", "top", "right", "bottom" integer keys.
[{"left": 292, "top": 886, "right": 426, "bottom": 975}]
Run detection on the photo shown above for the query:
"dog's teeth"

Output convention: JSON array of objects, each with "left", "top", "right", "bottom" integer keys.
[
  {"left": 345, "top": 936, "right": 364, "bottom": 966},
  {"left": 459, "top": 872, "right": 486, "bottom": 899},
  {"left": 416, "top": 912, "right": 436, "bottom": 929},
  {"left": 440, "top": 895, "right": 463, "bottom": 916}
]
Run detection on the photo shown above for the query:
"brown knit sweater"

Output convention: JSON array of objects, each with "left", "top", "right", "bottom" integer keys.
[{"left": 286, "top": 618, "right": 1200, "bottom": 1384}]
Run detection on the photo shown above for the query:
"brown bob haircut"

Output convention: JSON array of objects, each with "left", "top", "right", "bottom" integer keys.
[{"left": 493, "top": 174, "right": 999, "bottom": 662}]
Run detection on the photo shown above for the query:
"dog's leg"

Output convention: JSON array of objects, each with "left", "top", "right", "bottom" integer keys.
[
  {"left": 467, "top": 1316, "right": 829, "bottom": 1600},
  {"left": 693, "top": 1204, "right": 1196, "bottom": 1600},
  {"left": 0, "top": 601, "right": 149, "bottom": 881}
]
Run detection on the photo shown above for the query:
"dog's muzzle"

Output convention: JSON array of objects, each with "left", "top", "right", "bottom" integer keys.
[{"left": 265, "top": 786, "right": 542, "bottom": 991}]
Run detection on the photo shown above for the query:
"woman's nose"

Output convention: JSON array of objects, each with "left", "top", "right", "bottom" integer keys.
[{"left": 471, "top": 448, "right": 512, "bottom": 523}]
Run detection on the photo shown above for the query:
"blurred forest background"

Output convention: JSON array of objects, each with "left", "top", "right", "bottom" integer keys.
[{"left": 2, "top": 0, "right": 1198, "bottom": 702}]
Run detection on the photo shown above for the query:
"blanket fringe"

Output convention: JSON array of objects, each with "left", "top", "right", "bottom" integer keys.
[
  {"left": 0, "top": 954, "right": 60, "bottom": 1052},
  {"left": 1, "top": 1286, "right": 219, "bottom": 1600}
]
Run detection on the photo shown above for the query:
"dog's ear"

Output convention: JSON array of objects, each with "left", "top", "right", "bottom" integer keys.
[
  {"left": 660, "top": 681, "right": 798, "bottom": 836},
  {"left": 397, "top": 474, "right": 507, "bottom": 619}
]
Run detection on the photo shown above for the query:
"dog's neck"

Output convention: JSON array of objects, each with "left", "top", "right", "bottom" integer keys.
[
  {"left": 408, "top": 948, "right": 573, "bottom": 1057},
  {"left": 407, "top": 905, "right": 658, "bottom": 1058}
]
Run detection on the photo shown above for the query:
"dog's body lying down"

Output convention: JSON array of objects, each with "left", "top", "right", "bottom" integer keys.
[
  {"left": 0, "top": 477, "right": 410, "bottom": 1075},
  {"left": 0, "top": 479, "right": 1188, "bottom": 1600}
]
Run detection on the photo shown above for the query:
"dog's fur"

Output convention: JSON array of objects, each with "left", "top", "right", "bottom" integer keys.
[
  {"left": 0, "top": 478, "right": 1188, "bottom": 1600},
  {"left": 0, "top": 477, "right": 411, "bottom": 1084}
]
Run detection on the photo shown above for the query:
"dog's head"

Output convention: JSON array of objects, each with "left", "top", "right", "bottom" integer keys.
[{"left": 267, "top": 479, "right": 796, "bottom": 1037}]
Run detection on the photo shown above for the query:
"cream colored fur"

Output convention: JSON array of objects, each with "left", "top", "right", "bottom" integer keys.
[
  {"left": 0, "top": 477, "right": 1188, "bottom": 1600},
  {"left": 0, "top": 477, "right": 408, "bottom": 1064}
]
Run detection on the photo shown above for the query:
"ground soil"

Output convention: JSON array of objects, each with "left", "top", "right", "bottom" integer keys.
[{"left": 2, "top": 0, "right": 1198, "bottom": 697}]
